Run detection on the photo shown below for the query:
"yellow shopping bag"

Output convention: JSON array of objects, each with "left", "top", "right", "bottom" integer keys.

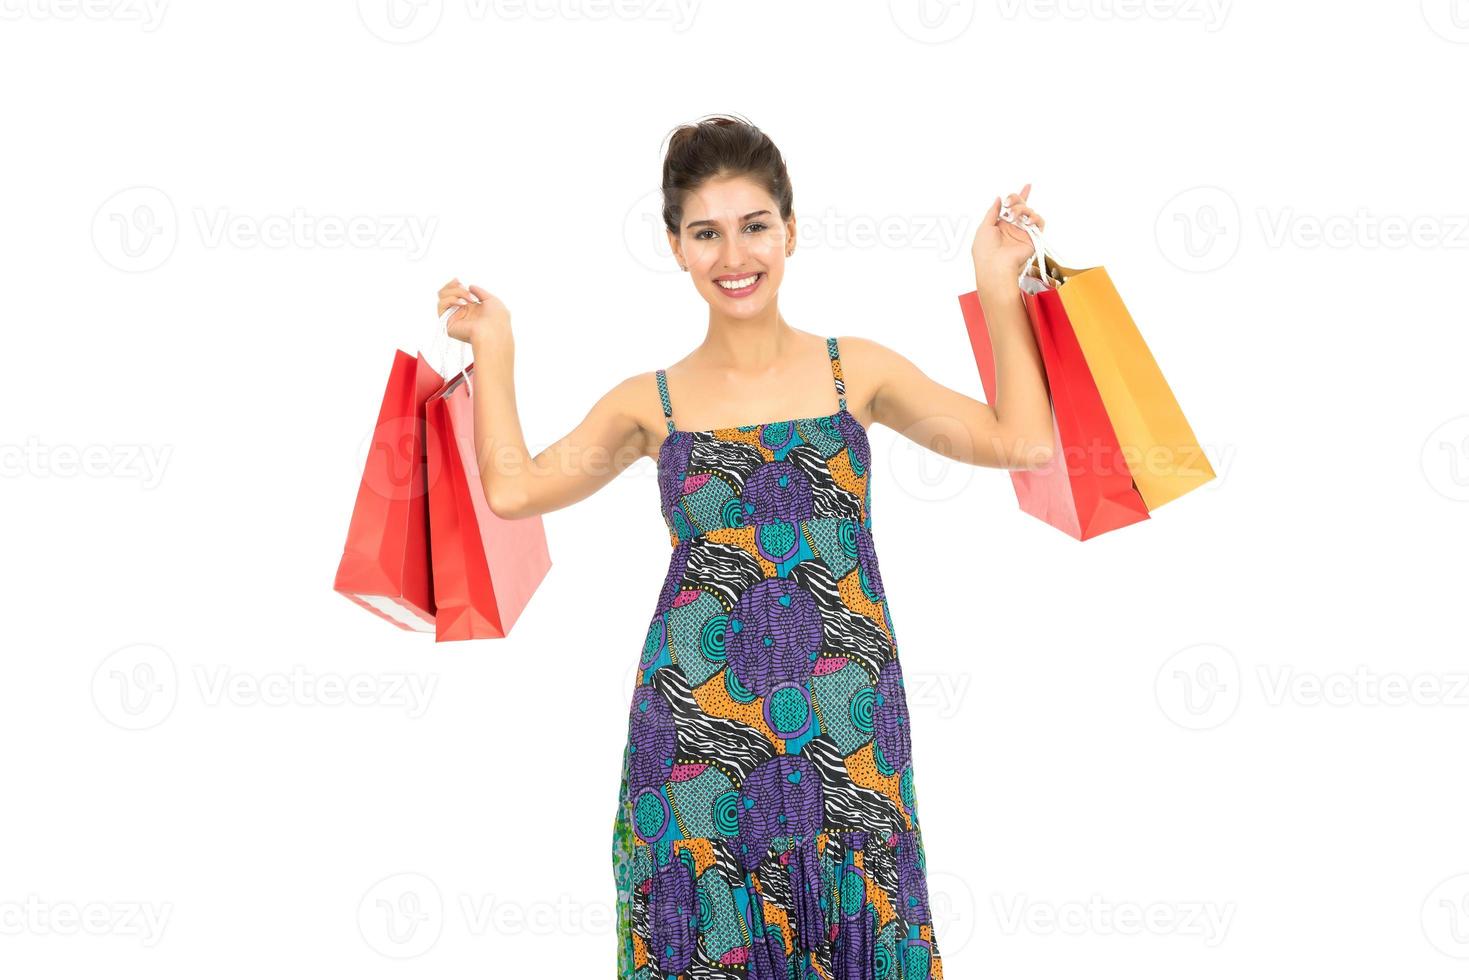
[{"left": 1037, "top": 250, "right": 1215, "bottom": 509}]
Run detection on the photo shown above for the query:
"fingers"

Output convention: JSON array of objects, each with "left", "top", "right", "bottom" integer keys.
[
  {"left": 1000, "top": 189, "right": 1044, "bottom": 232},
  {"left": 466, "top": 284, "right": 492, "bottom": 303},
  {"left": 437, "top": 277, "right": 473, "bottom": 316},
  {"left": 982, "top": 195, "right": 1002, "bottom": 226}
]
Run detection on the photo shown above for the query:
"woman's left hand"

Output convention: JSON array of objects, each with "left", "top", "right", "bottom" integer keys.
[{"left": 971, "top": 183, "right": 1045, "bottom": 289}]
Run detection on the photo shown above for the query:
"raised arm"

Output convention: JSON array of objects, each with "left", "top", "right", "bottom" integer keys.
[
  {"left": 437, "top": 279, "right": 651, "bottom": 520},
  {"left": 863, "top": 188, "right": 1056, "bottom": 471}
]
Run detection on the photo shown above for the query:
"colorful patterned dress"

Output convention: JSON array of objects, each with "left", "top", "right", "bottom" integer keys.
[{"left": 612, "top": 337, "right": 944, "bottom": 979}]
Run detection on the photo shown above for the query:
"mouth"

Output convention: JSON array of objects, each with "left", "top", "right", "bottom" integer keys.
[{"left": 713, "top": 272, "right": 764, "bottom": 297}]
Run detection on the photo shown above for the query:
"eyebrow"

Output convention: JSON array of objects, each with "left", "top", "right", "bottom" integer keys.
[{"left": 684, "top": 209, "right": 772, "bottom": 231}]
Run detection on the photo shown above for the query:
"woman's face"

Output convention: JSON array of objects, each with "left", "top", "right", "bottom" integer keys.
[{"left": 668, "top": 175, "right": 794, "bottom": 316}]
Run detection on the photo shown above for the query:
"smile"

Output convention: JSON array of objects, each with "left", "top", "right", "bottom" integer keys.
[{"left": 714, "top": 273, "right": 763, "bottom": 295}]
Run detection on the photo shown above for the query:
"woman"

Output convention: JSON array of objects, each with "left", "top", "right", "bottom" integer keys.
[{"left": 438, "top": 114, "right": 1052, "bottom": 979}]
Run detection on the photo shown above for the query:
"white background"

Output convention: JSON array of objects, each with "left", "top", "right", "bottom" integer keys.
[{"left": 3, "top": 1, "right": 1467, "bottom": 977}]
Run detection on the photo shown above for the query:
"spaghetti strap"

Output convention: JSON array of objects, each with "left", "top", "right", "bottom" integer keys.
[
  {"left": 826, "top": 336, "right": 847, "bottom": 412},
  {"left": 655, "top": 368, "right": 676, "bottom": 434}
]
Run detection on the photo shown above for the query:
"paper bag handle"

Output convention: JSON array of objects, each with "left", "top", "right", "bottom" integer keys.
[{"left": 432, "top": 305, "right": 474, "bottom": 398}]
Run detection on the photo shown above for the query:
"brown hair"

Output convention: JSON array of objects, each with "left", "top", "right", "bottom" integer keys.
[{"left": 660, "top": 113, "right": 794, "bottom": 236}]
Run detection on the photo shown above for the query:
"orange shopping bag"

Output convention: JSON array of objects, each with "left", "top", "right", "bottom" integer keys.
[
  {"left": 1040, "top": 230, "right": 1215, "bottom": 508},
  {"left": 960, "top": 262, "right": 1148, "bottom": 540}
]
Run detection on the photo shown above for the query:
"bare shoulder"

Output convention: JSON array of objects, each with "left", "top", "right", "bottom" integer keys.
[
  {"left": 830, "top": 335, "right": 909, "bottom": 423},
  {"left": 596, "top": 369, "right": 666, "bottom": 458}
]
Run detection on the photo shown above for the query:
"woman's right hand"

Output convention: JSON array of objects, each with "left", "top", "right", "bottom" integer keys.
[{"left": 437, "top": 278, "right": 512, "bottom": 348}]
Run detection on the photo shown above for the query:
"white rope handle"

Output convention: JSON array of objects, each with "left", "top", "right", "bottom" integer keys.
[
  {"left": 433, "top": 305, "right": 474, "bottom": 398},
  {"left": 999, "top": 199, "right": 1071, "bottom": 293}
]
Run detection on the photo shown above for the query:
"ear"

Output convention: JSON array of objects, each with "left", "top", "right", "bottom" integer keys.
[{"left": 666, "top": 229, "right": 685, "bottom": 270}]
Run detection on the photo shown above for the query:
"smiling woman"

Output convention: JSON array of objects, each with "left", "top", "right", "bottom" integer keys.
[
  {"left": 438, "top": 111, "right": 1053, "bottom": 980},
  {"left": 611, "top": 115, "right": 952, "bottom": 980}
]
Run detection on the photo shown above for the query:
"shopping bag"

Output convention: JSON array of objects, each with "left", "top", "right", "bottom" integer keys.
[
  {"left": 1042, "top": 238, "right": 1215, "bottom": 508},
  {"left": 333, "top": 350, "right": 445, "bottom": 630},
  {"left": 426, "top": 363, "right": 552, "bottom": 641},
  {"left": 960, "top": 282, "right": 1149, "bottom": 540}
]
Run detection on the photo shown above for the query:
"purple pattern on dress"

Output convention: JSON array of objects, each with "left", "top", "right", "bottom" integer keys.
[
  {"left": 896, "top": 831, "right": 932, "bottom": 925},
  {"left": 657, "top": 430, "right": 694, "bottom": 521},
  {"left": 838, "top": 410, "right": 871, "bottom": 471},
  {"left": 786, "top": 834, "right": 826, "bottom": 952},
  {"left": 741, "top": 462, "right": 814, "bottom": 525},
  {"left": 656, "top": 538, "right": 690, "bottom": 615},
  {"left": 873, "top": 657, "right": 912, "bottom": 770},
  {"left": 649, "top": 858, "right": 697, "bottom": 973},
  {"left": 734, "top": 755, "right": 825, "bottom": 870},
  {"left": 725, "top": 579, "right": 823, "bottom": 697},
  {"left": 627, "top": 684, "right": 676, "bottom": 792}
]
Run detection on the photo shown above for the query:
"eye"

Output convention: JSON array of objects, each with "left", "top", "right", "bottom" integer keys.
[{"left": 693, "top": 222, "right": 770, "bottom": 241}]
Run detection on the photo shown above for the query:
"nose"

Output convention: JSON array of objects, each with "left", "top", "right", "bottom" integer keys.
[{"left": 720, "top": 235, "right": 749, "bottom": 268}]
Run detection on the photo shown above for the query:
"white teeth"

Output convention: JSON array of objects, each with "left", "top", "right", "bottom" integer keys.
[{"left": 716, "top": 273, "right": 760, "bottom": 290}]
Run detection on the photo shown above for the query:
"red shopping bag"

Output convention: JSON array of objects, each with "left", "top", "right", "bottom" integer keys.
[
  {"left": 426, "top": 364, "right": 552, "bottom": 641},
  {"left": 959, "top": 286, "right": 1149, "bottom": 540},
  {"left": 333, "top": 350, "right": 445, "bottom": 629}
]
